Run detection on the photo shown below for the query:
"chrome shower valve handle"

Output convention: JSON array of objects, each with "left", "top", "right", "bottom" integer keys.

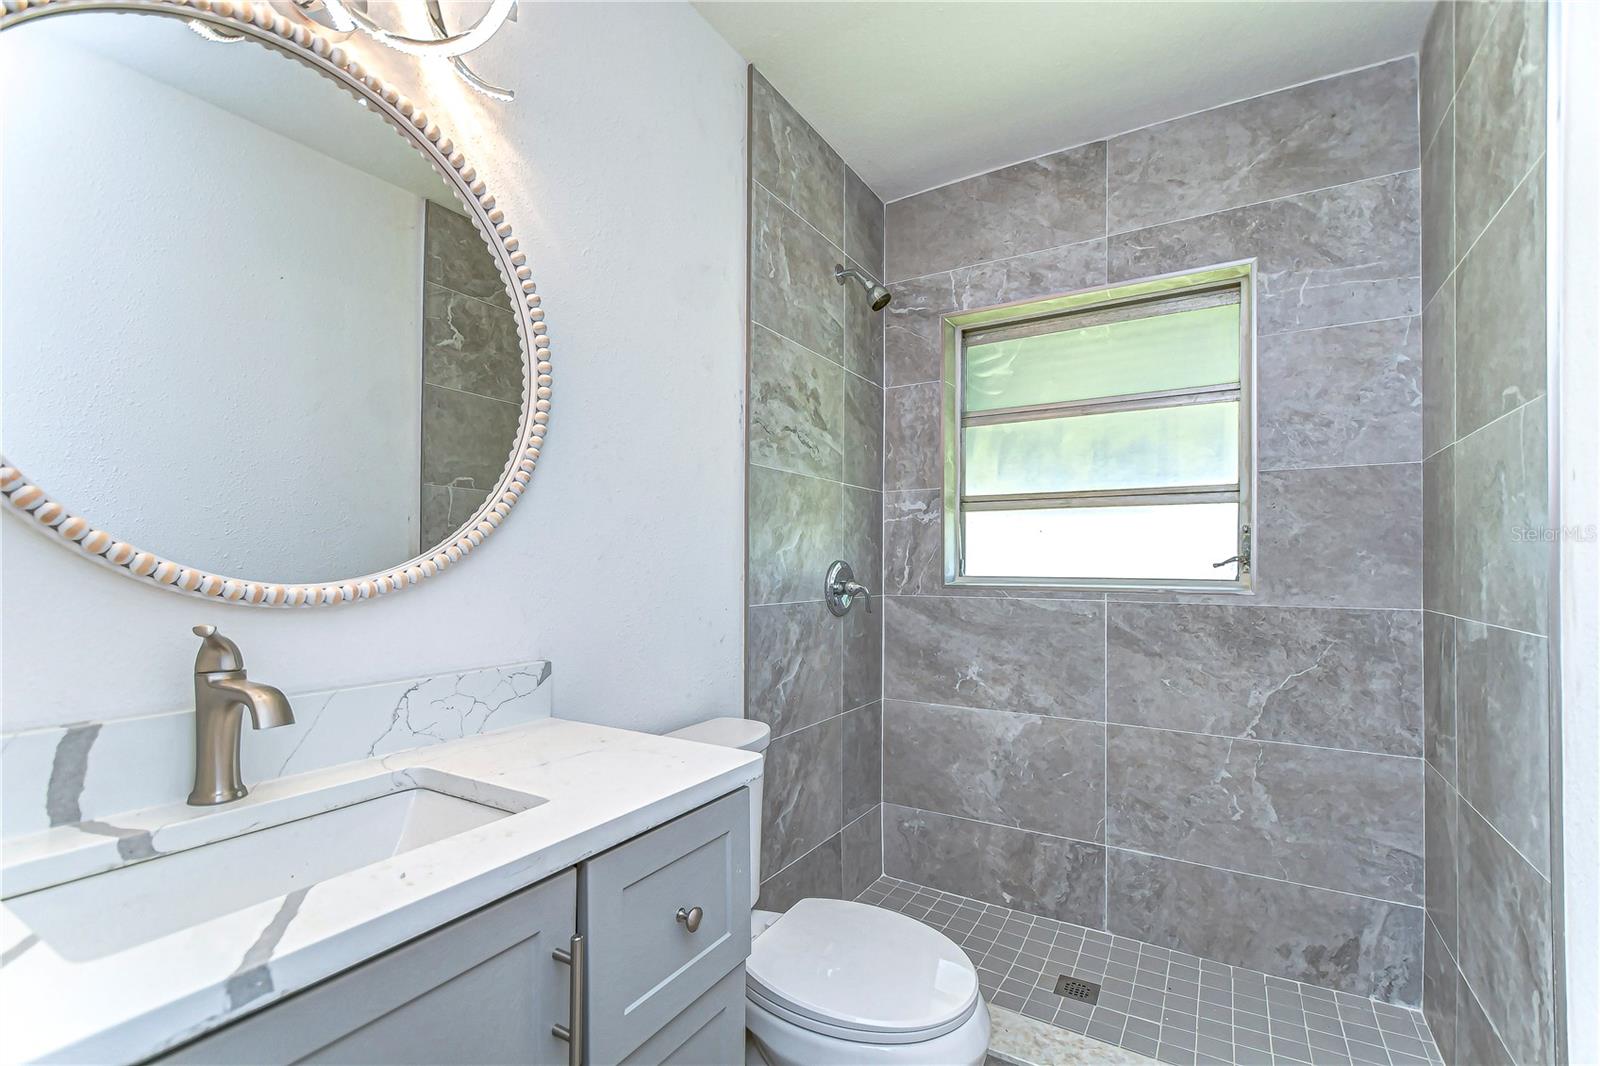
[{"left": 824, "top": 560, "right": 872, "bottom": 617}]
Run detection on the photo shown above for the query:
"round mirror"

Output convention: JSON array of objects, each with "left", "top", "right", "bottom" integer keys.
[{"left": 0, "top": 3, "right": 548, "bottom": 605}]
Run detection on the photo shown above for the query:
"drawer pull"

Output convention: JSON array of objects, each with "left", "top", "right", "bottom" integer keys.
[
  {"left": 551, "top": 933, "right": 584, "bottom": 1066},
  {"left": 676, "top": 906, "right": 704, "bottom": 933}
]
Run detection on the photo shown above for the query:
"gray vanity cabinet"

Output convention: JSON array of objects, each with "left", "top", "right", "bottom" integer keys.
[
  {"left": 152, "top": 788, "right": 752, "bottom": 1066},
  {"left": 158, "top": 869, "right": 578, "bottom": 1065},
  {"left": 582, "top": 789, "right": 750, "bottom": 1065}
]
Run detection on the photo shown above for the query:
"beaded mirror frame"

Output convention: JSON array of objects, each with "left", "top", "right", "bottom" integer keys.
[{"left": 0, "top": 0, "right": 551, "bottom": 607}]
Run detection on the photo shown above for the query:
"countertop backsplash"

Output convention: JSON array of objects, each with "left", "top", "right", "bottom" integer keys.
[{"left": 0, "top": 660, "right": 553, "bottom": 840}]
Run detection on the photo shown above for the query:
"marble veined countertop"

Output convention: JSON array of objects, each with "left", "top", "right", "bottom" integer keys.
[{"left": 0, "top": 719, "right": 761, "bottom": 1064}]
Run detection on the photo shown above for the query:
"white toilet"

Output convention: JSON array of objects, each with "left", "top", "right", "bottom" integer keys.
[{"left": 667, "top": 717, "right": 991, "bottom": 1066}]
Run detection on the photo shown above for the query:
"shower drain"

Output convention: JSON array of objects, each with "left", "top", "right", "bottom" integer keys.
[{"left": 1053, "top": 975, "right": 1101, "bottom": 1005}]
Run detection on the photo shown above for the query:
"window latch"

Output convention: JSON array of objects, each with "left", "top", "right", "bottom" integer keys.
[{"left": 1212, "top": 525, "right": 1252, "bottom": 574}]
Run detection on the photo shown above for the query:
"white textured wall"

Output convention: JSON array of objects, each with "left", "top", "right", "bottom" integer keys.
[
  {"left": 0, "top": 2, "right": 749, "bottom": 734},
  {"left": 2, "top": 33, "right": 424, "bottom": 583}
]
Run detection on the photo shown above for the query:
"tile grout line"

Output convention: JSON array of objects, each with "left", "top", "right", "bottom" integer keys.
[
  {"left": 882, "top": 695, "right": 1426, "bottom": 762},
  {"left": 887, "top": 167, "right": 1420, "bottom": 288},
  {"left": 885, "top": 802, "right": 1425, "bottom": 910},
  {"left": 1103, "top": 602, "right": 1111, "bottom": 933}
]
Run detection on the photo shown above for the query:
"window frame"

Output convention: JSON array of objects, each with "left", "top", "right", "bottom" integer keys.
[{"left": 940, "top": 259, "right": 1258, "bottom": 594}]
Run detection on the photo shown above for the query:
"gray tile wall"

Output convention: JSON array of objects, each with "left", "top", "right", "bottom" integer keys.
[
  {"left": 747, "top": 69, "right": 886, "bottom": 909},
  {"left": 1417, "top": 4, "right": 1556, "bottom": 1064},
  {"left": 879, "top": 59, "right": 1432, "bottom": 1004},
  {"left": 420, "top": 201, "right": 522, "bottom": 548}
]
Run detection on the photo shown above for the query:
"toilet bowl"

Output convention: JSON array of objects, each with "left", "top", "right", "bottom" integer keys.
[{"left": 666, "top": 718, "right": 991, "bottom": 1066}]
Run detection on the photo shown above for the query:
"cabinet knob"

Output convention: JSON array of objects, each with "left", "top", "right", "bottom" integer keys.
[{"left": 676, "top": 905, "right": 704, "bottom": 932}]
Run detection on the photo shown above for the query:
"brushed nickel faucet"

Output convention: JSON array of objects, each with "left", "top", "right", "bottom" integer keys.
[{"left": 187, "top": 625, "right": 294, "bottom": 806}]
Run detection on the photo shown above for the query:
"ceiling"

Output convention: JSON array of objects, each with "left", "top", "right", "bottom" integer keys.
[{"left": 694, "top": 1, "right": 1432, "bottom": 202}]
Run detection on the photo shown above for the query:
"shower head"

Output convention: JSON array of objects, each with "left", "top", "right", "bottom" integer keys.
[{"left": 834, "top": 264, "right": 892, "bottom": 311}]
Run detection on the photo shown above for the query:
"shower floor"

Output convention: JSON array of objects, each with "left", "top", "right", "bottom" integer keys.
[{"left": 856, "top": 876, "right": 1443, "bottom": 1066}]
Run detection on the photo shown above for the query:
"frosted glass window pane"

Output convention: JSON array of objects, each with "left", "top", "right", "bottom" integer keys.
[
  {"left": 964, "top": 402, "right": 1237, "bottom": 496},
  {"left": 964, "top": 503, "right": 1240, "bottom": 581},
  {"left": 964, "top": 302, "right": 1239, "bottom": 412}
]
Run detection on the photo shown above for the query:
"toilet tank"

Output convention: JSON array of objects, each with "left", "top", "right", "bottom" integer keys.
[{"left": 665, "top": 717, "right": 769, "bottom": 907}]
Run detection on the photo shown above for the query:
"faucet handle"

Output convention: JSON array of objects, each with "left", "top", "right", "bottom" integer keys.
[{"left": 192, "top": 625, "right": 246, "bottom": 673}]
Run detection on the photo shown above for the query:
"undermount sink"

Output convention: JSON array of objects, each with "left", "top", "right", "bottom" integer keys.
[{"left": 6, "top": 788, "right": 515, "bottom": 962}]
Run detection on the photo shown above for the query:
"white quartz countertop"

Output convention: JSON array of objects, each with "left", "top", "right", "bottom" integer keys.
[{"left": 0, "top": 718, "right": 761, "bottom": 1064}]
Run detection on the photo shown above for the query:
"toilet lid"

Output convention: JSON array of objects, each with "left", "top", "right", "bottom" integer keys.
[{"left": 746, "top": 898, "right": 980, "bottom": 1040}]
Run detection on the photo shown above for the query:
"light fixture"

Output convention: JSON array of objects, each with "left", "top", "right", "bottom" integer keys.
[
  {"left": 318, "top": 0, "right": 513, "bottom": 57},
  {"left": 278, "top": 0, "right": 516, "bottom": 100}
]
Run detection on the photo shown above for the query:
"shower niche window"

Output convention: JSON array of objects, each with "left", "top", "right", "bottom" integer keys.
[{"left": 941, "top": 262, "right": 1256, "bottom": 593}]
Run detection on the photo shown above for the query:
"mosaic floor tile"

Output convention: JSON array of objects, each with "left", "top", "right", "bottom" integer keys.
[{"left": 855, "top": 876, "right": 1443, "bottom": 1066}]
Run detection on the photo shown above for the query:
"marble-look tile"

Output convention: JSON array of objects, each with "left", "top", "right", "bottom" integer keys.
[
  {"left": 883, "top": 804, "right": 1105, "bottom": 926},
  {"left": 1257, "top": 317, "right": 1422, "bottom": 469},
  {"left": 1255, "top": 464, "right": 1422, "bottom": 609},
  {"left": 1454, "top": 397, "right": 1548, "bottom": 634},
  {"left": 750, "top": 325, "right": 842, "bottom": 481},
  {"left": 843, "top": 702, "right": 881, "bottom": 824},
  {"left": 1107, "top": 60, "right": 1419, "bottom": 234},
  {"left": 884, "top": 489, "right": 945, "bottom": 596},
  {"left": 1457, "top": 800, "right": 1554, "bottom": 1064},
  {"left": 424, "top": 201, "right": 508, "bottom": 308},
  {"left": 1422, "top": 917, "right": 1459, "bottom": 1066},
  {"left": 1109, "top": 172, "right": 1421, "bottom": 336},
  {"left": 420, "top": 481, "right": 489, "bottom": 550},
  {"left": 845, "top": 167, "right": 885, "bottom": 278},
  {"left": 840, "top": 369, "right": 882, "bottom": 489},
  {"left": 750, "top": 70, "right": 844, "bottom": 246},
  {"left": 884, "top": 381, "right": 942, "bottom": 491},
  {"left": 1453, "top": 0, "right": 1545, "bottom": 252},
  {"left": 745, "top": 601, "right": 841, "bottom": 740},
  {"left": 884, "top": 596, "right": 1105, "bottom": 720},
  {"left": 1454, "top": 0, "right": 1500, "bottom": 88},
  {"left": 752, "top": 186, "right": 845, "bottom": 365},
  {"left": 758, "top": 832, "right": 842, "bottom": 911},
  {"left": 1419, "top": 0, "right": 1455, "bottom": 151},
  {"left": 1424, "top": 763, "right": 1459, "bottom": 956},
  {"left": 951, "top": 237, "right": 1109, "bottom": 309},
  {"left": 1455, "top": 164, "right": 1545, "bottom": 438},
  {"left": 1421, "top": 104, "right": 1454, "bottom": 309},
  {"left": 841, "top": 805, "right": 883, "bottom": 900},
  {"left": 883, "top": 272, "right": 955, "bottom": 389},
  {"left": 883, "top": 701, "right": 1104, "bottom": 842},
  {"left": 842, "top": 483, "right": 882, "bottom": 595},
  {"left": 1456, "top": 973, "right": 1514, "bottom": 1066},
  {"left": 886, "top": 141, "right": 1107, "bottom": 282},
  {"left": 1456, "top": 619, "right": 1550, "bottom": 875},
  {"left": 1107, "top": 850, "right": 1424, "bottom": 1004},
  {"left": 1423, "top": 446, "right": 1457, "bottom": 616},
  {"left": 1422, "top": 277, "right": 1455, "bottom": 458},
  {"left": 1105, "top": 726, "right": 1424, "bottom": 904},
  {"left": 747, "top": 464, "right": 837, "bottom": 606},
  {"left": 419, "top": 384, "right": 519, "bottom": 491},
  {"left": 760, "top": 716, "right": 844, "bottom": 876},
  {"left": 882, "top": 240, "right": 1108, "bottom": 388},
  {"left": 1106, "top": 603, "right": 1422, "bottom": 756},
  {"left": 842, "top": 599, "right": 881, "bottom": 715},
  {"left": 1423, "top": 611, "right": 1457, "bottom": 783},
  {"left": 423, "top": 284, "right": 523, "bottom": 403}
]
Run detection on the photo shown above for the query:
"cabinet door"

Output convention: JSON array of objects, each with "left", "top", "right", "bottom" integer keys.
[
  {"left": 158, "top": 870, "right": 577, "bottom": 1065},
  {"left": 582, "top": 789, "right": 750, "bottom": 1065},
  {"left": 618, "top": 966, "right": 746, "bottom": 1066}
]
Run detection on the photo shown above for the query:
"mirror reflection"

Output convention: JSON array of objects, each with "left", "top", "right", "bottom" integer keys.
[{"left": 0, "top": 12, "right": 526, "bottom": 586}]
